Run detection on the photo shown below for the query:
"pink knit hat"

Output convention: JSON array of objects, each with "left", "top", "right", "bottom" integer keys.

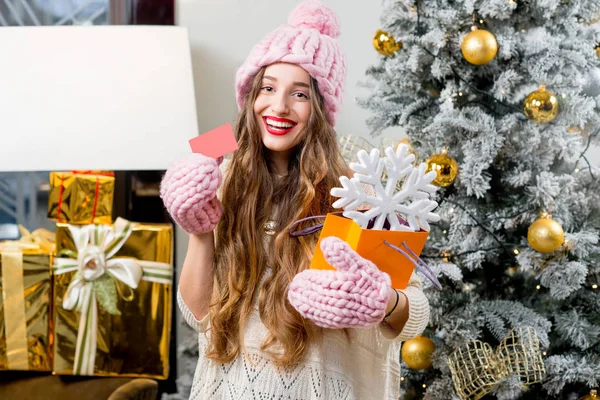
[{"left": 235, "top": 0, "right": 346, "bottom": 126}]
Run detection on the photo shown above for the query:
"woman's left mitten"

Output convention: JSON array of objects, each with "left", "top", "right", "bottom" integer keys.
[{"left": 288, "top": 236, "right": 391, "bottom": 329}]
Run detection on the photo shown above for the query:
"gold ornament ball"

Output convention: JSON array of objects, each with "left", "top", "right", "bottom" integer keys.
[
  {"left": 527, "top": 217, "right": 565, "bottom": 253},
  {"left": 524, "top": 86, "right": 559, "bottom": 123},
  {"left": 373, "top": 29, "right": 402, "bottom": 56},
  {"left": 596, "top": 45, "right": 600, "bottom": 57},
  {"left": 581, "top": 390, "right": 598, "bottom": 400},
  {"left": 426, "top": 152, "right": 459, "bottom": 187},
  {"left": 401, "top": 336, "right": 435, "bottom": 370},
  {"left": 461, "top": 28, "right": 498, "bottom": 65}
]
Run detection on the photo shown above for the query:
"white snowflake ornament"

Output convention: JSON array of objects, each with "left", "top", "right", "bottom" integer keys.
[{"left": 331, "top": 144, "right": 441, "bottom": 232}]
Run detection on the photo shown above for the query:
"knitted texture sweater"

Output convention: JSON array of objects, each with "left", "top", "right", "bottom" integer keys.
[
  {"left": 178, "top": 272, "right": 428, "bottom": 400},
  {"left": 178, "top": 160, "right": 431, "bottom": 399}
]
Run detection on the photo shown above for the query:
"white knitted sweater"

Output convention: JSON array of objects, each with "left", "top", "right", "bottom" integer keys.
[
  {"left": 178, "top": 272, "right": 429, "bottom": 400},
  {"left": 179, "top": 159, "right": 430, "bottom": 399}
]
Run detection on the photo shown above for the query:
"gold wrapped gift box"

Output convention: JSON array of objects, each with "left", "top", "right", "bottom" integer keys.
[
  {"left": 53, "top": 218, "right": 173, "bottom": 378},
  {"left": 0, "top": 230, "right": 54, "bottom": 371},
  {"left": 48, "top": 171, "right": 115, "bottom": 225}
]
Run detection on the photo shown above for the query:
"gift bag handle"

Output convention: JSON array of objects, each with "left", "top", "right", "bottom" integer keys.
[
  {"left": 289, "top": 211, "right": 368, "bottom": 237},
  {"left": 384, "top": 240, "right": 442, "bottom": 290},
  {"left": 288, "top": 215, "right": 328, "bottom": 236}
]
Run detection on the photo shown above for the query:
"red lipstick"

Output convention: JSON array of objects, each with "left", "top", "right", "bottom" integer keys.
[{"left": 262, "top": 116, "right": 297, "bottom": 136}]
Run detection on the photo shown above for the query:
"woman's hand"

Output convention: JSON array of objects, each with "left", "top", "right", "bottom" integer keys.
[
  {"left": 288, "top": 236, "right": 391, "bottom": 329},
  {"left": 160, "top": 153, "right": 223, "bottom": 234}
]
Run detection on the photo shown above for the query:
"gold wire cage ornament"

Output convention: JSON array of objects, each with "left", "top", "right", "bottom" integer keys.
[
  {"left": 447, "top": 327, "right": 546, "bottom": 400},
  {"left": 337, "top": 134, "right": 415, "bottom": 165},
  {"left": 337, "top": 134, "right": 377, "bottom": 165},
  {"left": 496, "top": 326, "right": 546, "bottom": 385},
  {"left": 448, "top": 340, "right": 504, "bottom": 400}
]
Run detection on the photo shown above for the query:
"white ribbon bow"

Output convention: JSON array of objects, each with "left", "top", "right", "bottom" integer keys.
[{"left": 53, "top": 218, "right": 172, "bottom": 375}]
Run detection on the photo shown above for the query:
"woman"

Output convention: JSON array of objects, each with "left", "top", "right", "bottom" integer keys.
[{"left": 160, "top": 1, "right": 430, "bottom": 398}]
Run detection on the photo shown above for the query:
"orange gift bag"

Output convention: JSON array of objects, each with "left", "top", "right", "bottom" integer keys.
[
  {"left": 289, "top": 211, "right": 440, "bottom": 290},
  {"left": 289, "top": 144, "right": 444, "bottom": 290}
]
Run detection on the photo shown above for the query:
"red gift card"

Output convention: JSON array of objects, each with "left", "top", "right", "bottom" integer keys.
[{"left": 189, "top": 123, "right": 238, "bottom": 158}]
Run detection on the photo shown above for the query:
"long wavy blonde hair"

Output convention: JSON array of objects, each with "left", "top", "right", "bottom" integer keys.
[{"left": 206, "top": 67, "right": 349, "bottom": 367}]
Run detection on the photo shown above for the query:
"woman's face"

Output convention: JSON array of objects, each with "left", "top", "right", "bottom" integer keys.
[{"left": 254, "top": 63, "right": 312, "bottom": 158}]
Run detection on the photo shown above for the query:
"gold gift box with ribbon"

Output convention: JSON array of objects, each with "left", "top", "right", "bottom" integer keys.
[
  {"left": 52, "top": 218, "right": 173, "bottom": 378},
  {"left": 0, "top": 227, "right": 55, "bottom": 371},
  {"left": 47, "top": 171, "right": 115, "bottom": 225}
]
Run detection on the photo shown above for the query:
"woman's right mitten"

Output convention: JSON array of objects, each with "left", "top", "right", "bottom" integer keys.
[
  {"left": 288, "top": 236, "right": 391, "bottom": 329},
  {"left": 160, "top": 153, "right": 223, "bottom": 234}
]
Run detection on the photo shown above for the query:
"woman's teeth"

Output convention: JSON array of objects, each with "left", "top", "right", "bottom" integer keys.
[{"left": 267, "top": 120, "right": 294, "bottom": 129}]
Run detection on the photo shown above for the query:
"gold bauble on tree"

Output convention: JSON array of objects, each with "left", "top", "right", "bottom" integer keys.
[
  {"left": 524, "top": 85, "right": 559, "bottom": 123},
  {"left": 527, "top": 215, "right": 565, "bottom": 253},
  {"left": 402, "top": 336, "right": 435, "bottom": 370},
  {"left": 461, "top": 27, "right": 498, "bottom": 65},
  {"left": 581, "top": 390, "right": 598, "bottom": 400},
  {"left": 426, "top": 150, "right": 458, "bottom": 187},
  {"left": 373, "top": 29, "right": 402, "bottom": 56}
]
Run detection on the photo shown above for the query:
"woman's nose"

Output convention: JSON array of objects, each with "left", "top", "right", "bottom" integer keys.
[{"left": 270, "top": 93, "right": 289, "bottom": 114}]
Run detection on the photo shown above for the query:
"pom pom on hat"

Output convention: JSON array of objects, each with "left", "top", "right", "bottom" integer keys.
[
  {"left": 287, "top": 0, "right": 340, "bottom": 38},
  {"left": 235, "top": 0, "right": 346, "bottom": 126}
]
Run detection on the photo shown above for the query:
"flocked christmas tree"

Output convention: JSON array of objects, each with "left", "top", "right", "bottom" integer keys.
[{"left": 359, "top": 0, "right": 600, "bottom": 398}]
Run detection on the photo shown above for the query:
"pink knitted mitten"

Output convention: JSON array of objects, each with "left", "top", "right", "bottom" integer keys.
[
  {"left": 160, "top": 153, "right": 223, "bottom": 234},
  {"left": 288, "top": 236, "right": 391, "bottom": 329}
]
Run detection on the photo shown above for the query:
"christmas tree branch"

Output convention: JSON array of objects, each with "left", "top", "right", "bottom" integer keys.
[
  {"left": 423, "top": 246, "right": 504, "bottom": 258},
  {"left": 444, "top": 199, "right": 511, "bottom": 255},
  {"left": 415, "top": 0, "right": 421, "bottom": 32},
  {"left": 571, "top": 129, "right": 598, "bottom": 177},
  {"left": 458, "top": 99, "right": 501, "bottom": 117},
  {"left": 449, "top": 64, "right": 526, "bottom": 116},
  {"left": 419, "top": 45, "right": 525, "bottom": 115},
  {"left": 481, "top": 207, "right": 535, "bottom": 223},
  {"left": 583, "top": 156, "right": 597, "bottom": 179},
  {"left": 571, "top": 129, "right": 596, "bottom": 169}
]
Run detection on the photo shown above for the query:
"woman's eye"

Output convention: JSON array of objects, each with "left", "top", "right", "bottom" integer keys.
[
  {"left": 294, "top": 92, "right": 308, "bottom": 99},
  {"left": 261, "top": 86, "right": 273, "bottom": 92}
]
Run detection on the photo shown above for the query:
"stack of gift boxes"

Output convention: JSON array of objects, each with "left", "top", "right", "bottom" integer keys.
[{"left": 0, "top": 171, "right": 173, "bottom": 378}]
